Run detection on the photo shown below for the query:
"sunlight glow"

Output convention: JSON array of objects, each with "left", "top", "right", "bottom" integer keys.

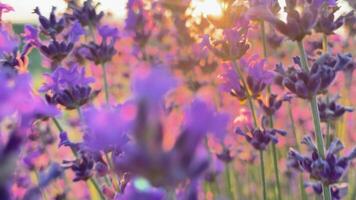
[{"left": 192, "top": 0, "right": 223, "bottom": 17}]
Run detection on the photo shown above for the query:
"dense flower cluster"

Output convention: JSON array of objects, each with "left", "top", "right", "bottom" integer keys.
[{"left": 0, "top": 0, "right": 354, "bottom": 199}]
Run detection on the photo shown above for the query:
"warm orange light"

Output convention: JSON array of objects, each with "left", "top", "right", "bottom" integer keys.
[{"left": 192, "top": 0, "right": 223, "bottom": 17}]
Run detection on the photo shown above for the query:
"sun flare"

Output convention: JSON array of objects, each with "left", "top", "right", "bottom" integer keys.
[{"left": 192, "top": 0, "right": 223, "bottom": 17}]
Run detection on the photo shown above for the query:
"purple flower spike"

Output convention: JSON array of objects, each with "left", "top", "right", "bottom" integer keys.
[
  {"left": 39, "top": 65, "right": 99, "bottom": 110},
  {"left": 236, "top": 117, "right": 287, "bottom": 151},
  {"left": 288, "top": 136, "right": 356, "bottom": 185},
  {"left": 33, "top": 6, "right": 65, "bottom": 37}
]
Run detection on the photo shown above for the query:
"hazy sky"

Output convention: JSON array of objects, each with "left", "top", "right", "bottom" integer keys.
[
  {"left": 2, "top": 0, "right": 127, "bottom": 23},
  {"left": 2, "top": 0, "right": 352, "bottom": 24}
]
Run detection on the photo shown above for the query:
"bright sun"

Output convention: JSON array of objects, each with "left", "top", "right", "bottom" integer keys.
[{"left": 191, "top": 0, "right": 223, "bottom": 17}]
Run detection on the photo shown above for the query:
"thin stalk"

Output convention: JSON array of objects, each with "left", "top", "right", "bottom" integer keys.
[
  {"left": 326, "top": 121, "right": 331, "bottom": 148},
  {"left": 322, "top": 184, "right": 332, "bottom": 200},
  {"left": 89, "top": 179, "right": 105, "bottom": 200},
  {"left": 288, "top": 103, "right": 308, "bottom": 200},
  {"left": 232, "top": 59, "right": 266, "bottom": 200},
  {"left": 101, "top": 63, "right": 109, "bottom": 104},
  {"left": 260, "top": 21, "right": 268, "bottom": 58},
  {"left": 52, "top": 112, "right": 104, "bottom": 199},
  {"left": 259, "top": 150, "right": 267, "bottom": 200},
  {"left": 270, "top": 116, "right": 282, "bottom": 200},
  {"left": 225, "top": 163, "right": 237, "bottom": 200},
  {"left": 297, "top": 40, "right": 332, "bottom": 200},
  {"left": 322, "top": 34, "right": 328, "bottom": 53},
  {"left": 231, "top": 60, "right": 258, "bottom": 127}
]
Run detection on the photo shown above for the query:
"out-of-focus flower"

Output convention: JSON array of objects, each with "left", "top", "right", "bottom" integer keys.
[
  {"left": 80, "top": 25, "right": 118, "bottom": 65},
  {"left": 247, "top": 0, "right": 280, "bottom": 20},
  {"left": 0, "top": 73, "right": 58, "bottom": 126},
  {"left": 266, "top": 30, "right": 284, "bottom": 49},
  {"left": 220, "top": 56, "right": 274, "bottom": 100},
  {"left": 258, "top": 93, "right": 292, "bottom": 116},
  {"left": 249, "top": 0, "right": 323, "bottom": 41},
  {"left": 83, "top": 105, "right": 132, "bottom": 151},
  {"left": 288, "top": 136, "right": 356, "bottom": 185},
  {"left": 115, "top": 178, "right": 165, "bottom": 200},
  {"left": 39, "top": 65, "right": 99, "bottom": 110},
  {"left": 0, "top": 3, "right": 14, "bottom": 14},
  {"left": 315, "top": 6, "right": 350, "bottom": 35},
  {"left": 65, "top": 0, "right": 104, "bottom": 27},
  {"left": 132, "top": 66, "right": 177, "bottom": 107},
  {"left": 236, "top": 116, "right": 287, "bottom": 151},
  {"left": 184, "top": 99, "right": 229, "bottom": 141},
  {"left": 318, "top": 96, "right": 353, "bottom": 122},
  {"left": 114, "top": 99, "right": 219, "bottom": 187},
  {"left": 276, "top": 53, "right": 348, "bottom": 99},
  {"left": 33, "top": 6, "right": 65, "bottom": 37},
  {"left": 344, "top": 11, "right": 356, "bottom": 36},
  {"left": 125, "top": 0, "right": 154, "bottom": 48},
  {"left": 205, "top": 20, "right": 250, "bottom": 61}
]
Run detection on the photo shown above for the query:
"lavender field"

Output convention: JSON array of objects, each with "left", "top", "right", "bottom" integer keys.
[{"left": 0, "top": 0, "right": 355, "bottom": 199}]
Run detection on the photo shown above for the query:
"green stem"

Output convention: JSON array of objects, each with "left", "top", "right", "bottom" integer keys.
[
  {"left": 326, "top": 121, "right": 331, "bottom": 148},
  {"left": 101, "top": 63, "right": 109, "bottom": 104},
  {"left": 297, "top": 40, "right": 332, "bottom": 200},
  {"left": 269, "top": 116, "right": 282, "bottom": 200},
  {"left": 260, "top": 21, "right": 268, "bottom": 58},
  {"left": 288, "top": 103, "right": 308, "bottom": 200},
  {"left": 259, "top": 150, "right": 267, "bottom": 200},
  {"left": 322, "top": 184, "right": 332, "bottom": 200},
  {"left": 232, "top": 60, "right": 258, "bottom": 127},
  {"left": 322, "top": 34, "right": 328, "bottom": 53},
  {"left": 89, "top": 179, "right": 105, "bottom": 200},
  {"left": 52, "top": 113, "right": 104, "bottom": 199},
  {"left": 232, "top": 59, "right": 265, "bottom": 199},
  {"left": 52, "top": 118, "right": 63, "bottom": 132},
  {"left": 225, "top": 163, "right": 237, "bottom": 200}
]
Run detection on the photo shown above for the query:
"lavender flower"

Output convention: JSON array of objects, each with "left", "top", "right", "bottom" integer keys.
[
  {"left": 125, "top": 0, "right": 153, "bottom": 48},
  {"left": 65, "top": 0, "right": 104, "bottom": 27},
  {"left": 258, "top": 93, "right": 292, "bottom": 116},
  {"left": 39, "top": 39, "right": 74, "bottom": 65},
  {"left": 114, "top": 99, "right": 225, "bottom": 187},
  {"left": 306, "top": 182, "right": 348, "bottom": 200},
  {"left": 318, "top": 96, "right": 353, "bottom": 122},
  {"left": 315, "top": 6, "right": 350, "bottom": 35},
  {"left": 39, "top": 65, "right": 99, "bottom": 110},
  {"left": 33, "top": 6, "right": 65, "bottom": 37},
  {"left": 220, "top": 56, "right": 274, "bottom": 100},
  {"left": 205, "top": 20, "right": 250, "bottom": 60},
  {"left": 288, "top": 136, "right": 356, "bottom": 185},
  {"left": 276, "top": 53, "right": 346, "bottom": 99},
  {"left": 249, "top": 0, "right": 323, "bottom": 41},
  {"left": 80, "top": 25, "right": 118, "bottom": 65},
  {"left": 236, "top": 117, "right": 287, "bottom": 151}
]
